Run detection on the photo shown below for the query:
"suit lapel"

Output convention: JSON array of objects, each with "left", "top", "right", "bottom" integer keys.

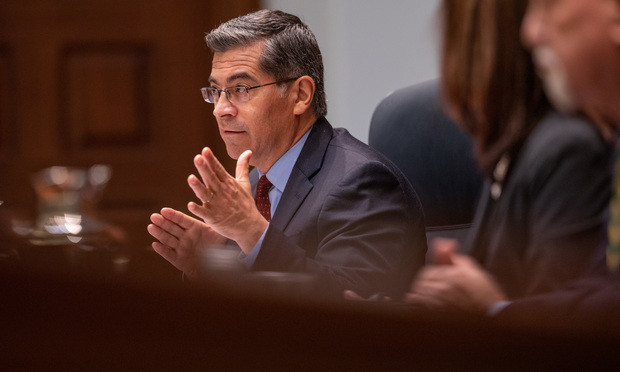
[{"left": 271, "top": 118, "right": 333, "bottom": 232}]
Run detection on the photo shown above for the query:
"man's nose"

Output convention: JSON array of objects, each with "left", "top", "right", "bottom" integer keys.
[
  {"left": 521, "top": 4, "right": 545, "bottom": 50},
  {"left": 212, "top": 92, "right": 235, "bottom": 117}
]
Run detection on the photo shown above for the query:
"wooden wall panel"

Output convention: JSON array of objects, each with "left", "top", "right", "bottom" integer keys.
[
  {"left": 61, "top": 45, "right": 151, "bottom": 149},
  {"left": 0, "top": 0, "right": 260, "bottom": 279},
  {"left": 0, "top": 45, "right": 15, "bottom": 160}
]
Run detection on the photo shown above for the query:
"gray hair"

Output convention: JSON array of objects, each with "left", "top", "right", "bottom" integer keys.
[{"left": 205, "top": 9, "right": 327, "bottom": 118}]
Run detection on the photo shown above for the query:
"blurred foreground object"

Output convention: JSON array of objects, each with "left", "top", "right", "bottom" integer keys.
[
  {"left": 193, "top": 246, "right": 320, "bottom": 301},
  {"left": 0, "top": 201, "right": 21, "bottom": 267},
  {"left": 14, "top": 165, "right": 129, "bottom": 275}
]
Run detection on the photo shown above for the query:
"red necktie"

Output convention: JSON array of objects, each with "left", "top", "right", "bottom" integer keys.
[{"left": 255, "top": 175, "right": 272, "bottom": 221}]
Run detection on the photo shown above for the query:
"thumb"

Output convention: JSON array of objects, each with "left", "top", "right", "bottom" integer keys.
[
  {"left": 431, "top": 238, "right": 459, "bottom": 265},
  {"left": 235, "top": 150, "right": 252, "bottom": 182}
]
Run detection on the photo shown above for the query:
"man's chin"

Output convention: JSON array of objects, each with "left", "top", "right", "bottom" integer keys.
[
  {"left": 225, "top": 148, "right": 256, "bottom": 167},
  {"left": 533, "top": 47, "right": 578, "bottom": 114},
  {"left": 223, "top": 144, "right": 241, "bottom": 160},
  {"left": 542, "top": 77, "right": 578, "bottom": 114}
]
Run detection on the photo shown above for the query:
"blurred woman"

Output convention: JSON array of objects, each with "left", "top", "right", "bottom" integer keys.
[{"left": 407, "top": 0, "right": 614, "bottom": 312}]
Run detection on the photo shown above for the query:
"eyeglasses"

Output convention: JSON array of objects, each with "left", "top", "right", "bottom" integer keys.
[{"left": 200, "top": 77, "right": 300, "bottom": 104}]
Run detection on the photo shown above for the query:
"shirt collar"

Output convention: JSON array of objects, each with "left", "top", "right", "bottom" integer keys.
[{"left": 258, "top": 129, "right": 311, "bottom": 193}]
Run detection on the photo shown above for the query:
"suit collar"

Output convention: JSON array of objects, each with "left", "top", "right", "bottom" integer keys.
[
  {"left": 249, "top": 117, "right": 331, "bottom": 185},
  {"left": 270, "top": 117, "right": 333, "bottom": 231},
  {"left": 291, "top": 117, "right": 332, "bottom": 179}
]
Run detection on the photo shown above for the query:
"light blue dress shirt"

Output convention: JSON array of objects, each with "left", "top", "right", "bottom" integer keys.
[{"left": 239, "top": 129, "right": 311, "bottom": 267}]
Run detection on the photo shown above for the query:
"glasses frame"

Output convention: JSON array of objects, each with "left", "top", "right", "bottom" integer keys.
[{"left": 200, "top": 77, "right": 300, "bottom": 104}]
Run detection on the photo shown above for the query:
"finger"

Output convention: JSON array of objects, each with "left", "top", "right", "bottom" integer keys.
[
  {"left": 410, "top": 281, "right": 458, "bottom": 308},
  {"left": 433, "top": 248, "right": 453, "bottom": 266},
  {"left": 160, "top": 207, "right": 202, "bottom": 230},
  {"left": 411, "top": 266, "right": 459, "bottom": 292},
  {"left": 150, "top": 212, "right": 179, "bottom": 228},
  {"left": 235, "top": 150, "right": 252, "bottom": 182},
  {"left": 147, "top": 223, "right": 181, "bottom": 249},
  {"left": 430, "top": 238, "right": 459, "bottom": 265},
  {"left": 187, "top": 174, "right": 214, "bottom": 205},
  {"left": 193, "top": 151, "right": 221, "bottom": 195},
  {"left": 150, "top": 212, "right": 187, "bottom": 238},
  {"left": 412, "top": 279, "right": 450, "bottom": 296},
  {"left": 202, "top": 147, "right": 233, "bottom": 183},
  {"left": 404, "top": 292, "right": 446, "bottom": 309},
  {"left": 151, "top": 241, "right": 176, "bottom": 263},
  {"left": 188, "top": 201, "right": 210, "bottom": 222},
  {"left": 450, "top": 253, "right": 481, "bottom": 268},
  {"left": 414, "top": 266, "right": 453, "bottom": 282}
]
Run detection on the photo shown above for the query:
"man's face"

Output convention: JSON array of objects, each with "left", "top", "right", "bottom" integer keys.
[
  {"left": 521, "top": 0, "right": 620, "bottom": 122},
  {"left": 209, "top": 42, "right": 298, "bottom": 172}
]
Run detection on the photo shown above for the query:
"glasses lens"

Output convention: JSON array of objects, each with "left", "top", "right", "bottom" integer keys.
[
  {"left": 228, "top": 86, "right": 249, "bottom": 103},
  {"left": 201, "top": 88, "right": 216, "bottom": 103},
  {"left": 208, "top": 88, "right": 219, "bottom": 103}
]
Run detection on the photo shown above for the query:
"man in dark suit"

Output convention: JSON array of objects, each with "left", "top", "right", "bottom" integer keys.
[{"left": 147, "top": 9, "right": 426, "bottom": 299}]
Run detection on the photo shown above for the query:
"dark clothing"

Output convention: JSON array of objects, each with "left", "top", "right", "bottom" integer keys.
[
  {"left": 464, "top": 112, "right": 613, "bottom": 299},
  {"left": 498, "top": 274, "right": 620, "bottom": 325},
  {"left": 250, "top": 117, "right": 427, "bottom": 299}
]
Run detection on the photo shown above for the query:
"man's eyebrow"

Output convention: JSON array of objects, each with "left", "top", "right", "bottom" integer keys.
[
  {"left": 227, "top": 72, "right": 259, "bottom": 84},
  {"left": 208, "top": 72, "right": 257, "bottom": 86}
]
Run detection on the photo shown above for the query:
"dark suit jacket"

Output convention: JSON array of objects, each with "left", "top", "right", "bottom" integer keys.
[
  {"left": 249, "top": 117, "right": 427, "bottom": 299},
  {"left": 464, "top": 112, "right": 613, "bottom": 299}
]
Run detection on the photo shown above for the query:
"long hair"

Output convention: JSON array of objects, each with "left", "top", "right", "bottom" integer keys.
[
  {"left": 440, "top": 0, "right": 549, "bottom": 175},
  {"left": 205, "top": 9, "right": 327, "bottom": 118}
]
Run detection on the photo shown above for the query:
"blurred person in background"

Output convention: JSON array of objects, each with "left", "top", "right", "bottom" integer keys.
[
  {"left": 485, "top": 0, "right": 620, "bottom": 320},
  {"left": 406, "top": 0, "right": 614, "bottom": 314}
]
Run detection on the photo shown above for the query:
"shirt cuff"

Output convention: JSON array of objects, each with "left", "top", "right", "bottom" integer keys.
[{"left": 238, "top": 223, "right": 269, "bottom": 268}]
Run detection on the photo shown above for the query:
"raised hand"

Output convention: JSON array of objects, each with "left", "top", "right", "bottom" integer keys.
[
  {"left": 186, "top": 147, "right": 268, "bottom": 253},
  {"left": 405, "top": 238, "right": 507, "bottom": 313},
  {"left": 147, "top": 207, "right": 227, "bottom": 278}
]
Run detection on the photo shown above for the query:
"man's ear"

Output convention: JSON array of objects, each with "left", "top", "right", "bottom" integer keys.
[{"left": 293, "top": 76, "right": 315, "bottom": 116}]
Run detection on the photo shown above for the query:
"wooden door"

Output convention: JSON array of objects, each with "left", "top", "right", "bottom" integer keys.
[{"left": 0, "top": 0, "right": 259, "bottom": 278}]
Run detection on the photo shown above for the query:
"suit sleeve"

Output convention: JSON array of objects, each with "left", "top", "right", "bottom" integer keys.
[
  {"left": 497, "top": 276, "right": 620, "bottom": 325},
  {"left": 252, "top": 161, "right": 427, "bottom": 299}
]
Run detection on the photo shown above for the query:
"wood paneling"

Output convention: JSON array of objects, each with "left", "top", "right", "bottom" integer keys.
[
  {"left": 0, "top": 0, "right": 259, "bottom": 278},
  {"left": 0, "top": 45, "right": 15, "bottom": 159},
  {"left": 61, "top": 44, "right": 151, "bottom": 148}
]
